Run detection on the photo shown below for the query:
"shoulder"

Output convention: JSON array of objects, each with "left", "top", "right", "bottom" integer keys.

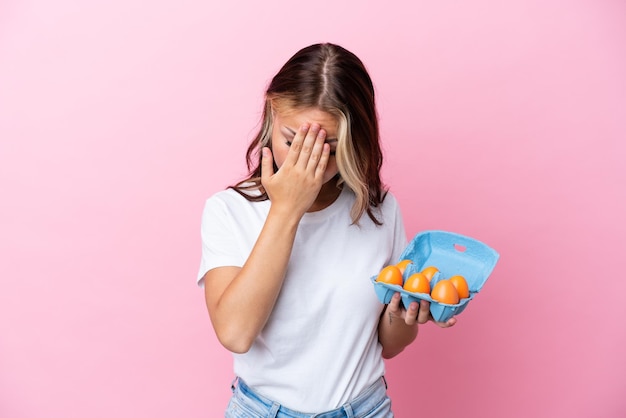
[
  {"left": 374, "top": 189, "right": 402, "bottom": 219},
  {"left": 203, "top": 188, "right": 239, "bottom": 209},
  {"left": 204, "top": 186, "right": 261, "bottom": 206},
  {"left": 381, "top": 190, "right": 400, "bottom": 208},
  {"left": 202, "top": 187, "right": 269, "bottom": 219},
  {"left": 348, "top": 188, "right": 403, "bottom": 228}
]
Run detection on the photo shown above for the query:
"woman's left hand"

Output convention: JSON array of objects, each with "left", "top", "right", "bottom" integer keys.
[{"left": 386, "top": 292, "right": 457, "bottom": 328}]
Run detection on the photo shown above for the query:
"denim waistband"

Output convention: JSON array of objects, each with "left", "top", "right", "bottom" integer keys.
[{"left": 233, "top": 376, "right": 388, "bottom": 417}]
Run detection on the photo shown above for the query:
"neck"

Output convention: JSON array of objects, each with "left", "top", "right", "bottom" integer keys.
[{"left": 308, "top": 178, "right": 342, "bottom": 212}]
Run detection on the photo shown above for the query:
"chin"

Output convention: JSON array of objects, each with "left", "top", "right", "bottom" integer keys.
[{"left": 322, "top": 173, "right": 341, "bottom": 186}]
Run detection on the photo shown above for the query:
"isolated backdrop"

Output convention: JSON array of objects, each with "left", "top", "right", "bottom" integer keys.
[{"left": 1, "top": 0, "right": 625, "bottom": 417}]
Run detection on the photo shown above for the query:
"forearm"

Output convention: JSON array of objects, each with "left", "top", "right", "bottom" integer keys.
[
  {"left": 207, "top": 124, "right": 332, "bottom": 353},
  {"left": 208, "top": 206, "right": 300, "bottom": 352},
  {"left": 378, "top": 306, "right": 419, "bottom": 359}
]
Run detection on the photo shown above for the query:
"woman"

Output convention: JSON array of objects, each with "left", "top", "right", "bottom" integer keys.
[{"left": 198, "top": 43, "right": 456, "bottom": 417}]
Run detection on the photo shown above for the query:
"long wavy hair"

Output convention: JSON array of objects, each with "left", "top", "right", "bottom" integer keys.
[{"left": 232, "top": 43, "right": 386, "bottom": 225}]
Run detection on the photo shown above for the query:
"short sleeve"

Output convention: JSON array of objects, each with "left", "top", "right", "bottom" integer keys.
[
  {"left": 197, "top": 195, "right": 245, "bottom": 287},
  {"left": 388, "top": 194, "right": 408, "bottom": 263}
]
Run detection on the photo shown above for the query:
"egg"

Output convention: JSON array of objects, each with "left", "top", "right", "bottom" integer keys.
[
  {"left": 375, "top": 265, "right": 403, "bottom": 286},
  {"left": 395, "top": 259, "right": 413, "bottom": 275},
  {"left": 402, "top": 272, "right": 431, "bottom": 294},
  {"left": 449, "top": 275, "right": 470, "bottom": 299},
  {"left": 420, "top": 266, "right": 439, "bottom": 281},
  {"left": 430, "top": 279, "right": 460, "bottom": 304}
]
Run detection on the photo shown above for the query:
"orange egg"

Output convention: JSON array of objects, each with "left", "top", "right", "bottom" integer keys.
[
  {"left": 420, "top": 266, "right": 439, "bottom": 281},
  {"left": 395, "top": 259, "right": 413, "bottom": 275},
  {"left": 449, "top": 275, "right": 470, "bottom": 299},
  {"left": 402, "top": 272, "right": 431, "bottom": 294},
  {"left": 376, "top": 265, "right": 403, "bottom": 286},
  {"left": 430, "top": 279, "right": 460, "bottom": 304}
]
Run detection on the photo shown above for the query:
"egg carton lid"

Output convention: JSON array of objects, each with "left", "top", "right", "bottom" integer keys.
[{"left": 399, "top": 230, "right": 499, "bottom": 293}]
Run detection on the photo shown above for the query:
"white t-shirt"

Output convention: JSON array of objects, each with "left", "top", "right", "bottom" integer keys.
[{"left": 197, "top": 186, "right": 407, "bottom": 412}]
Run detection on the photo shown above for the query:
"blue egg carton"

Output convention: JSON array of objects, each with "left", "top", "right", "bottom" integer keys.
[{"left": 371, "top": 230, "right": 499, "bottom": 322}]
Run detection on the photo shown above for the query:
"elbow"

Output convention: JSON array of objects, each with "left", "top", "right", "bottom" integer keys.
[
  {"left": 215, "top": 328, "right": 255, "bottom": 354},
  {"left": 222, "top": 340, "right": 252, "bottom": 355},
  {"left": 381, "top": 347, "right": 404, "bottom": 359}
]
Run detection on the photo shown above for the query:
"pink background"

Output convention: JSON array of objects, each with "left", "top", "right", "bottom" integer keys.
[{"left": 1, "top": 0, "right": 625, "bottom": 417}]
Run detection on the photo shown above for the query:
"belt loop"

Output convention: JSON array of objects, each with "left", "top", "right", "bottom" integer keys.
[
  {"left": 267, "top": 402, "right": 280, "bottom": 418},
  {"left": 230, "top": 376, "right": 239, "bottom": 393},
  {"left": 382, "top": 375, "right": 388, "bottom": 389},
  {"left": 342, "top": 404, "right": 354, "bottom": 418}
]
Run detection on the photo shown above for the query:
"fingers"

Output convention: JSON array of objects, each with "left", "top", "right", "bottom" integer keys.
[
  {"left": 386, "top": 293, "right": 402, "bottom": 316},
  {"left": 416, "top": 300, "right": 458, "bottom": 328},
  {"left": 417, "top": 300, "right": 431, "bottom": 324},
  {"left": 439, "top": 317, "right": 457, "bottom": 328},
  {"left": 294, "top": 124, "right": 317, "bottom": 169},
  {"left": 285, "top": 123, "right": 327, "bottom": 172},
  {"left": 314, "top": 143, "right": 331, "bottom": 179},
  {"left": 283, "top": 123, "right": 309, "bottom": 166},
  {"left": 388, "top": 297, "right": 458, "bottom": 328},
  {"left": 387, "top": 293, "right": 419, "bottom": 326},
  {"left": 403, "top": 301, "right": 419, "bottom": 326},
  {"left": 306, "top": 129, "right": 328, "bottom": 174},
  {"left": 297, "top": 124, "right": 326, "bottom": 172},
  {"left": 260, "top": 147, "right": 274, "bottom": 183}
]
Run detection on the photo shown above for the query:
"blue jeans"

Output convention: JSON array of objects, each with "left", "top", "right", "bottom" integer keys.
[{"left": 225, "top": 377, "right": 393, "bottom": 418}]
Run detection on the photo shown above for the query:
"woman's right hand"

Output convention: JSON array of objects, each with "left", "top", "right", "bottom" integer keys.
[
  {"left": 204, "top": 123, "right": 332, "bottom": 354},
  {"left": 260, "top": 123, "right": 331, "bottom": 220}
]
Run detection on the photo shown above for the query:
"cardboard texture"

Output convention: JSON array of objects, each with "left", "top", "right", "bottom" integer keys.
[{"left": 371, "top": 230, "right": 500, "bottom": 322}]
